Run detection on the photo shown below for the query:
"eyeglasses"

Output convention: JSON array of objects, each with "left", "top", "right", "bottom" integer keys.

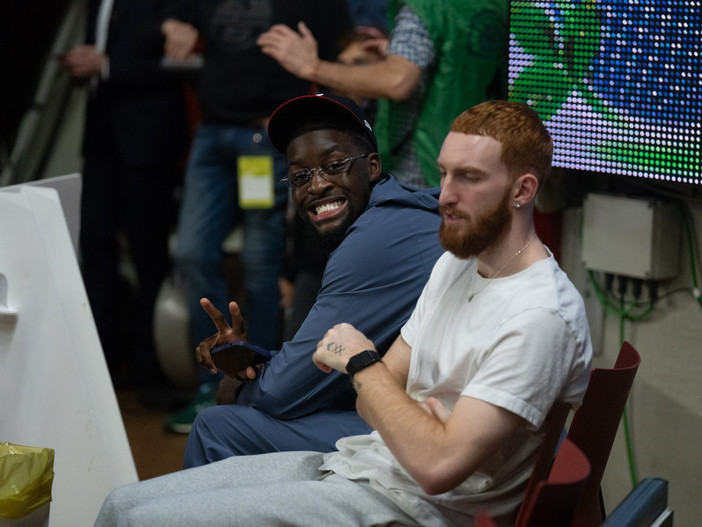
[{"left": 282, "top": 153, "right": 370, "bottom": 189}]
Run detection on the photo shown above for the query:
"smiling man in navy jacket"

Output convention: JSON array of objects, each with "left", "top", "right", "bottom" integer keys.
[{"left": 182, "top": 94, "right": 444, "bottom": 467}]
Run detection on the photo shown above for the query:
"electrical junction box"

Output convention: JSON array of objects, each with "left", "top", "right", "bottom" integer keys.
[{"left": 581, "top": 193, "right": 681, "bottom": 280}]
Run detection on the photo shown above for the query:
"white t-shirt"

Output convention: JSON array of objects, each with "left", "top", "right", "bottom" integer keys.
[{"left": 321, "top": 250, "right": 592, "bottom": 527}]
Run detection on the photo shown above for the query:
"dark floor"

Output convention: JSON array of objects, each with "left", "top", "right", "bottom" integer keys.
[{"left": 116, "top": 389, "right": 189, "bottom": 480}]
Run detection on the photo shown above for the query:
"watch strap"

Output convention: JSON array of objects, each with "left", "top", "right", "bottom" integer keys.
[{"left": 346, "top": 349, "right": 382, "bottom": 377}]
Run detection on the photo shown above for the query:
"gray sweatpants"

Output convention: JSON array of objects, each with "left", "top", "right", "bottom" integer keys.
[{"left": 94, "top": 451, "right": 421, "bottom": 526}]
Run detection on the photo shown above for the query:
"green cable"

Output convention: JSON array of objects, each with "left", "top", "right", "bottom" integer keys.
[
  {"left": 619, "top": 315, "right": 639, "bottom": 487},
  {"left": 588, "top": 271, "right": 654, "bottom": 321}
]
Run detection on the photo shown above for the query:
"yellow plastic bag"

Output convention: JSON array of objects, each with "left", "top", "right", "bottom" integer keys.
[{"left": 0, "top": 443, "right": 54, "bottom": 520}]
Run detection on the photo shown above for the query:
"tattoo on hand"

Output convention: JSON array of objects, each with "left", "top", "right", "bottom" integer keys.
[{"left": 327, "top": 341, "right": 344, "bottom": 355}]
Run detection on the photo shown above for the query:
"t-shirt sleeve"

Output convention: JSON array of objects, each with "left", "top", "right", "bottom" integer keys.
[
  {"left": 462, "top": 307, "right": 589, "bottom": 429},
  {"left": 387, "top": 4, "right": 435, "bottom": 69}
]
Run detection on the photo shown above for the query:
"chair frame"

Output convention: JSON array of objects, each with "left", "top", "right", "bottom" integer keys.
[
  {"left": 513, "top": 341, "right": 641, "bottom": 527},
  {"left": 514, "top": 401, "right": 571, "bottom": 526},
  {"left": 567, "top": 340, "right": 641, "bottom": 527},
  {"left": 517, "top": 438, "right": 592, "bottom": 527},
  {"left": 477, "top": 439, "right": 591, "bottom": 527}
]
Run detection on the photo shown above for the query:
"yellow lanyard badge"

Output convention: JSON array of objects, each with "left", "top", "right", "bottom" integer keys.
[{"left": 237, "top": 155, "right": 275, "bottom": 209}]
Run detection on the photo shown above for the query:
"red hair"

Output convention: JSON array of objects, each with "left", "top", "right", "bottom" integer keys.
[{"left": 451, "top": 100, "right": 553, "bottom": 186}]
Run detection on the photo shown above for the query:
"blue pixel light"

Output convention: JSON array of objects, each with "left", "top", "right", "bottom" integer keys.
[{"left": 509, "top": 0, "right": 701, "bottom": 184}]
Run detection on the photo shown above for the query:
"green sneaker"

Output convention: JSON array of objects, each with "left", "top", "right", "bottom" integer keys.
[{"left": 163, "top": 383, "right": 216, "bottom": 434}]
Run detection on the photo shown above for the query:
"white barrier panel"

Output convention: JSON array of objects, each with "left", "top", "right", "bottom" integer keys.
[
  {"left": 24, "top": 174, "right": 83, "bottom": 254},
  {"left": 0, "top": 180, "right": 137, "bottom": 526}
]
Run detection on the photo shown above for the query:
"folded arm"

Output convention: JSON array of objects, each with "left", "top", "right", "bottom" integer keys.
[{"left": 314, "top": 325, "right": 525, "bottom": 495}]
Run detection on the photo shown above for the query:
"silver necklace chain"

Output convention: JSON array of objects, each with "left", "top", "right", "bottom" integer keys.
[{"left": 467, "top": 235, "right": 537, "bottom": 302}]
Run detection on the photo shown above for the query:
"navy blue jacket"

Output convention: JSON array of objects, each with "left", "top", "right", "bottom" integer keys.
[{"left": 239, "top": 176, "right": 444, "bottom": 419}]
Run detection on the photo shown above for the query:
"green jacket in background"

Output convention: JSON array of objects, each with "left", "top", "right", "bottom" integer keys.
[{"left": 375, "top": 0, "right": 508, "bottom": 187}]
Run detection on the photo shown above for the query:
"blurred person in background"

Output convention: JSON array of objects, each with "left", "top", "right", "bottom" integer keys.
[{"left": 60, "top": 0, "right": 189, "bottom": 389}]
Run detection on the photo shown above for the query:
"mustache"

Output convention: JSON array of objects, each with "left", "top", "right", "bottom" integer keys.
[{"left": 439, "top": 204, "right": 466, "bottom": 219}]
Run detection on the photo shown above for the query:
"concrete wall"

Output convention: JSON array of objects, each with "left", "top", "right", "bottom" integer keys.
[{"left": 559, "top": 196, "right": 702, "bottom": 526}]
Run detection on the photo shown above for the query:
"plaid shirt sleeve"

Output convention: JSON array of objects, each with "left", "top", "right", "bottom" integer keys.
[{"left": 387, "top": 4, "right": 435, "bottom": 69}]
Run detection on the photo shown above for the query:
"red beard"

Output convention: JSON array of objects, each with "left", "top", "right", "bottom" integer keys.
[{"left": 439, "top": 186, "right": 512, "bottom": 259}]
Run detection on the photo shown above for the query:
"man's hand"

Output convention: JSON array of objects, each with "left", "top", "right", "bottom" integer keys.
[
  {"left": 161, "top": 19, "right": 199, "bottom": 61},
  {"left": 257, "top": 21, "right": 320, "bottom": 81},
  {"left": 195, "top": 298, "right": 247, "bottom": 375},
  {"left": 278, "top": 277, "right": 294, "bottom": 309},
  {"left": 358, "top": 33, "right": 389, "bottom": 58},
  {"left": 313, "top": 323, "right": 375, "bottom": 374},
  {"left": 59, "top": 45, "right": 105, "bottom": 78},
  {"left": 216, "top": 376, "right": 242, "bottom": 405}
]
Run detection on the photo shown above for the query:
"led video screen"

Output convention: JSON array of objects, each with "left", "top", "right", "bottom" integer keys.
[{"left": 509, "top": 0, "right": 701, "bottom": 185}]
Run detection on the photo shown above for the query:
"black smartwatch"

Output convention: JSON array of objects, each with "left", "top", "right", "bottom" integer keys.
[{"left": 346, "top": 349, "right": 382, "bottom": 377}]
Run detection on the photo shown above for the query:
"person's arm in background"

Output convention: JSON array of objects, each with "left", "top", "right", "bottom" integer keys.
[
  {"left": 107, "top": 0, "right": 196, "bottom": 86},
  {"left": 161, "top": 19, "right": 199, "bottom": 61},
  {"left": 257, "top": 5, "right": 430, "bottom": 101},
  {"left": 159, "top": 0, "right": 201, "bottom": 60},
  {"left": 59, "top": 0, "right": 106, "bottom": 79},
  {"left": 60, "top": 46, "right": 105, "bottom": 78},
  {"left": 61, "top": 0, "right": 194, "bottom": 86}
]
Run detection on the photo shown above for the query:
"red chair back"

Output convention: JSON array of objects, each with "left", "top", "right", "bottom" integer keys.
[
  {"left": 517, "top": 439, "right": 591, "bottom": 527},
  {"left": 567, "top": 341, "right": 641, "bottom": 527},
  {"left": 472, "top": 510, "right": 497, "bottom": 527},
  {"left": 514, "top": 401, "right": 571, "bottom": 526}
]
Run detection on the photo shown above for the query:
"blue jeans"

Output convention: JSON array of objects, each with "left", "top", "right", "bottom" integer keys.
[
  {"left": 174, "top": 124, "right": 288, "bottom": 382},
  {"left": 183, "top": 405, "right": 372, "bottom": 466}
]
